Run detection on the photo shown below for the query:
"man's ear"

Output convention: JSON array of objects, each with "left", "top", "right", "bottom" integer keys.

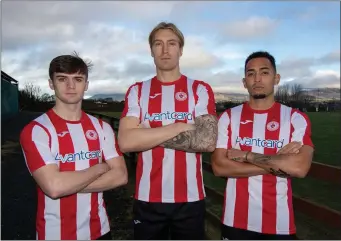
[
  {"left": 242, "top": 78, "right": 247, "bottom": 89},
  {"left": 275, "top": 74, "right": 281, "bottom": 86},
  {"left": 48, "top": 79, "right": 54, "bottom": 90}
]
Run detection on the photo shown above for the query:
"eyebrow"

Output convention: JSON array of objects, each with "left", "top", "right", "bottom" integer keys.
[
  {"left": 246, "top": 67, "right": 271, "bottom": 72},
  {"left": 153, "top": 39, "right": 178, "bottom": 43},
  {"left": 55, "top": 75, "right": 84, "bottom": 78}
]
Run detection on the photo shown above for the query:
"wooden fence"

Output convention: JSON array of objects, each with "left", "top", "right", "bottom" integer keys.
[{"left": 88, "top": 111, "right": 341, "bottom": 237}]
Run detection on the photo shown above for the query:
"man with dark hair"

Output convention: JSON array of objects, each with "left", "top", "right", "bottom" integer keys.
[
  {"left": 20, "top": 53, "right": 128, "bottom": 240},
  {"left": 118, "top": 22, "right": 218, "bottom": 240},
  {"left": 211, "top": 51, "right": 314, "bottom": 240}
]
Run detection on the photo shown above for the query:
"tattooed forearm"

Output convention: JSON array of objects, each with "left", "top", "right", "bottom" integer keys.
[
  {"left": 161, "top": 114, "right": 218, "bottom": 152},
  {"left": 269, "top": 168, "right": 291, "bottom": 178},
  {"left": 246, "top": 153, "right": 292, "bottom": 177}
]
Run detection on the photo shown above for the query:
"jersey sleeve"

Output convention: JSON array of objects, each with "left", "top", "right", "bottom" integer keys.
[
  {"left": 216, "top": 111, "right": 231, "bottom": 149},
  {"left": 290, "top": 111, "right": 314, "bottom": 148},
  {"left": 121, "top": 83, "right": 141, "bottom": 119},
  {"left": 20, "top": 123, "right": 57, "bottom": 175},
  {"left": 101, "top": 121, "right": 123, "bottom": 160},
  {"left": 194, "top": 81, "right": 217, "bottom": 117}
]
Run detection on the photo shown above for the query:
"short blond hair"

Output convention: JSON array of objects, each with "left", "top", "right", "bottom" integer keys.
[{"left": 148, "top": 22, "right": 185, "bottom": 48}]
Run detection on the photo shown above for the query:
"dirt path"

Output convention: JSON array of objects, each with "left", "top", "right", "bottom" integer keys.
[{"left": 1, "top": 112, "right": 135, "bottom": 240}]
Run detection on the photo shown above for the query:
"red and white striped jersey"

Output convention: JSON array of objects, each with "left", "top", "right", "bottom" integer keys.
[
  {"left": 20, "top": 109, "right": 123, "bottom": 240},
  {"left": 216, "top": 102, "right": 314, "bottom": 235},
  {"left": 121, "top": 75, "right": 216, "bottom": 203}
]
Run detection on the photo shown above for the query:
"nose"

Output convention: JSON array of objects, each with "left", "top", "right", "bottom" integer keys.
[
  {"left": 67, "top": 79, "right": 76, "bottom": 89},
  {"left": 162, "top": 44, "right": 169, "bottom": 54},
  {"left": 255, "top": 72, "right": 262, "bottom": 82}
]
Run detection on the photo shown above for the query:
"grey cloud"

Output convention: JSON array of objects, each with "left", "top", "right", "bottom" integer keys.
[{"left": 287, "top": 74, "right": 340, "bottom": 89}]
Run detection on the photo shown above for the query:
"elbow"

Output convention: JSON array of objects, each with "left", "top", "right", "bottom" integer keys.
[
  {"left": 293, "top": 167, "right": 309, "bottom": 178},
  {"left": 44, "top": 181, "right": 63, "bottom": 200},
  {"left": 118, "top": 139, "right": 132, "bottom": 153},
  {"left": 206, "top": 145, "right": 216, "bottom": 153},
  {"left": 211, "top": 161, "right": 224, "bottom": 177}
]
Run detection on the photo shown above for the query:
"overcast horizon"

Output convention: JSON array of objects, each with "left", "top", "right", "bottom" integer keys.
[{"left": 2, "top": 1, "right": 340, "bottom": 98}]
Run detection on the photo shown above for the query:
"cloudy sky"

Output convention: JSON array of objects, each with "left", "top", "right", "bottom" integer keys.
[{"left": 2, "top": 1, "right": 340, "bottom": 98}]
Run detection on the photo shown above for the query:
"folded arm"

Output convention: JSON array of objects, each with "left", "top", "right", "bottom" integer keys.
[
  {"left": 80, "top": 156, "right": 128, "bottom": 193},
  {"left": 118, "top": 116, "right": 194, "bottom": 153},
  {"left": 161, "top": 114, "right": 218, "bottom": 153},
  {"left": 245, "top": 145, "right": 314, "bottom": 178},
  {"left": 211, "top": 148, "right": 269, "bottom": 177},
  {"left": 32, "top": 163, "right": 109, "bottom": 199}
]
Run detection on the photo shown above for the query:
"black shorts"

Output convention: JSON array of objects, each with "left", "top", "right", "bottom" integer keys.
[
  {"left": 133, "top": 199, "right": 206, "bottom": 240},
  {"left": 97, "top": 231, "right": 111, "bottom": 240},
  {"left": 221, "top": 224, "right": 298, "bottom": 240}
]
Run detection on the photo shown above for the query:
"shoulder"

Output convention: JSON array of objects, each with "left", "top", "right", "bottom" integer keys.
[{"left": 20, "top": 113, "right": 52, "bottom": 143}]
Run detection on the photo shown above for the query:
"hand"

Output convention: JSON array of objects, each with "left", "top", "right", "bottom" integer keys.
[
  {"left": 138, "top": 121, "right": 149, "bottom": 129},
  {"left": 277, "top": 141, "right": 302, "bottom": 154},
  {"left": 95, "top": 163, "right": 110, "bottom": 175},
  {"left": 227, "top": 148, "right": 248, "bottom": 163}
]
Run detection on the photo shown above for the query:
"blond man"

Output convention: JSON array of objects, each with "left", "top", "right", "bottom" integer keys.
[{"left": 118, "top": 22, "right": 218, "bottom": 239}]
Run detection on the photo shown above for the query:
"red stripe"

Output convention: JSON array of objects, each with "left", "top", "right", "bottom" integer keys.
[
  {"left": 47, "top": 112, "right": 77, "bottom": 240},
  {"left": 196, "top": 153, "right": 204, "bottom": 200},
  {"left": 82, "top": 115, "right": 102, "bottom": 239},
  {"left": 221, "top": 109, "right": 232, "bottom": 222},
  {"left": 148, "top": 79, "right": 164, "bottom": 202},
  {"left": 262, "top": 103, "right": 281, "bottom": 234},
  {"left": 135, "top": 154, "right": 143, "bottom": 199},
  {"left": 233, "top": 104, "right": 253, "bottom": 229},
  {"left": 37, "top": 188, "right": 46, "bottom": 240},
  {"left": 174, "top": 79, "right": 189, "bottom": 202},
  {"left": 287, "top": 178, "right": 295, "bottom": 233}
]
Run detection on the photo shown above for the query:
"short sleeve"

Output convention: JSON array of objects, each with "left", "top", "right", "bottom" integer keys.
[
  {"left": 102, "top": 121, "right": 123, "bottom": 160},
  {"left": 121, "top": 83, "right": 141, "bottom": 119},
  {"left": 20, "top": 123, "right": 57, "bottom": 175},
  {"left": 216, "top": 111, "right": 231, "bottom": 149},
  {"left": 194, "top": 82, "right": 217, "bottom": 117},
  {"left": 290, "top": 111, "right": 314, "bottom": 148}
]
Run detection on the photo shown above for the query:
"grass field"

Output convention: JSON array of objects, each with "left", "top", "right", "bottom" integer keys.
[{"left": 96, "top": 111, "right": 341, "bottom": 239}]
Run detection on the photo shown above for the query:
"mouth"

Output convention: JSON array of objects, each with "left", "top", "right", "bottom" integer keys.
[
  {"left": 161, "top": 57, "right": 171, "bottom": 60},
  {"left": 253, "top": 86, "right": 264, "bottom": 90}
]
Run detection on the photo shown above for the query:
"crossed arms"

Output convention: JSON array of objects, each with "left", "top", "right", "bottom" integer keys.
[
  {"left": 118, "top": 114, "right": 218, "bottom": 153},
  {"left": 20, "top": 123, "right": 128, "bottom": 200},
  {"left": 211, "top": 142, "right": 314, "bottom": 178}
]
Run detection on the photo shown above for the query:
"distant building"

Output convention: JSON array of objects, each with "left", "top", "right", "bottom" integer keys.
[{"left": 1, "top": 71, "right": 19, "bottom": 120}]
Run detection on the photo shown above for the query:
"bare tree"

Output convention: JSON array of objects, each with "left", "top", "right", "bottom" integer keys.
[
  {"left": 290, "top": 83, "right": 303, "bottom": 102},
  {"left": 275, "top": 83, "right": 290, "bottom": 103}
]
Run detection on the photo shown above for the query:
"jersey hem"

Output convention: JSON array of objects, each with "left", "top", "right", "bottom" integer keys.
[
  {"left": 135, "top": 196, "right": 206, "bottom": 203},
  {"left": 222, "top": 223, "right": 296, "bottom": 235}
]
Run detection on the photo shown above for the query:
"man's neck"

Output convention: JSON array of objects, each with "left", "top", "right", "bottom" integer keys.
[
  {"left": 53, "top": 100, "right": 83, "bottom": 121},
  {"left": 156, "top": 66, "right": 182, "bottom": 83},
  {"left": 248, "top": 95, "right": 275, "bottom": 110}
]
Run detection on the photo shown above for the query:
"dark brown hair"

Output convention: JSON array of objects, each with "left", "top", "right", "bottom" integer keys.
[{"left": 49, "top": 51, "right": 93, "bottom": 80}]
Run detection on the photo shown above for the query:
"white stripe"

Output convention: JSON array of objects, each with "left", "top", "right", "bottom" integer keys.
[
  {"left": 276, "top": 105, "right": 292, "bottom": 233},
  {"left": 290, "top": 112, "right": 308, "bottom": 143},
  {"left": 44, "top": 196, "right": 61, "bottom": 240},
  {"left": 186, "top": 153, "right": 199, "bottom": 201},
  {"left": 31, "top": 126, "right": 55, "bottom": 165},
  {"left": 223, "top": 178, "right": 237, "bottom": 226},
  {"left": 140, "top": 80, "right": 151, "bottom": 128},
  {"left": 161, "top": 85, "right": 175, "bottom": 202},
  {"left": 67, "top": 123, "right": 91, "bottom": 240},
  {"left": 126, "top": 84, "right": 141, "bottom": 118},
  {"left": 230, "top": 105, "right": 243, "bottom": 148},
  {"left": 138, "top": 150, "right": 153, "bottom": 201},
  {"left": 98, "top": 192, "right": 110, "bottom": 235},
  {"left": 216, "top": 112, "right": 230, "bottom": 149},
  {"left": 194, "top": 83, "right": 209, "bottom": 116},
  {"left": 186, "top": 78, "right": 195, "bottom": 124},
  {"left": 247, "top": 113, "right": 267, "bottom": 232}
]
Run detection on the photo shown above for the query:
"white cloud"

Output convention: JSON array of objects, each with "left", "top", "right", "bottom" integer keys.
[{"left": 223, "top": 16, "right": 279, "bottom": 39}]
